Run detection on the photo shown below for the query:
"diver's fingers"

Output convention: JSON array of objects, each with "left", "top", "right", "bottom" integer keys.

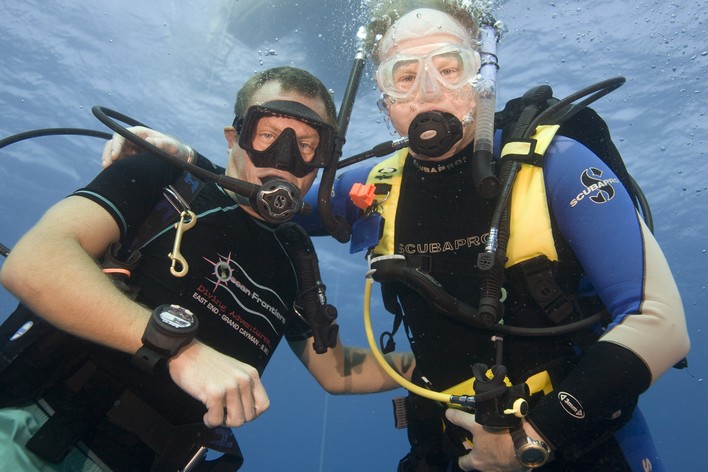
[
  {"left": 101, "top": 132, "right": 135, "bottom": 169},
  {"left": 102, "top": 126, "right": 162, "bottom": 168},
  {"left": 203, "top": 394, "right": 228, "bottom": 428},
  {"left": 101, "top": 138, "right": 114, "bottom": 169},
  {"left": 144, "top": 136, "right": 188, "bottom": 160},
  {"left": 223, "top": 368, "right": 269, "bottom": 427}
]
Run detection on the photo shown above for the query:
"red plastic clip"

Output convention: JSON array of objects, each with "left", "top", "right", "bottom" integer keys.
[{"left": 349, "top": 183, "right": 376, "bottom": 210}]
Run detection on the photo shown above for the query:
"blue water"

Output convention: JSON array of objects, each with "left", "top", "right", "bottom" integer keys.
[{"left": 1, "top": 0, "right": 706, "bottom": 470}]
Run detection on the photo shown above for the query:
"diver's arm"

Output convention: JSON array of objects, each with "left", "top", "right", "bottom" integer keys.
[
  {"left": 0, "top": 195, "right": 269, "bottom": 428},
  {"left": 288, "top": 333, "right": 415, "bottom": 394},
  {"left": 1, "top": 196, "right": 148, "bottom": 352},
  {"left": 545, "top": 137, "right": 689, "bottom": 378},
  {"left": 524, "top": 137, "right": 689, "bottom": 452}
]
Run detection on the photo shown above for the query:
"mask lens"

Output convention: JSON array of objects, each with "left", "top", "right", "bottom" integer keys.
[
  {"left": 377, "top": 44, "right": 480, "bottom": 100},
  {"left": 236, "top": 100, "right": 335, "bottom": 176},
  {"left": 250, "top": 116, "right": 320, "bottom": 163}
]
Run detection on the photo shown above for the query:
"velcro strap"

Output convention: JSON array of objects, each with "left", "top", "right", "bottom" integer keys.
[{"left": 392, "top": 396, "right": 409, "bottom": 429}]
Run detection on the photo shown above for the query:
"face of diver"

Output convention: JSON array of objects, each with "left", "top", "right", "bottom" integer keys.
[
  {"left": 377, "top": 9, "right": 479, "bottom": 161},
  {"left": 223, "top": 81, "right": 329, "bottom": 218}
]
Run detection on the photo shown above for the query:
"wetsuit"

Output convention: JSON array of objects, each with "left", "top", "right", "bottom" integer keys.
[
  {"left": 0, "top": 153, "right": 311, "bottom": 470},
  {"left": 299, "top": 133, "right": 688, "bottom": 471}
]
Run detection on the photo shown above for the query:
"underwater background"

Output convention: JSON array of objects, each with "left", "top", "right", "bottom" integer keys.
[{"left": 1, "top": 0, "right": 705, "bottom": 470}]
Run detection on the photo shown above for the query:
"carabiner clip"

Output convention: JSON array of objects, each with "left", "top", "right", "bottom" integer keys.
[{"left": 168, "top": 210, "right": 197, "bottom": 277}]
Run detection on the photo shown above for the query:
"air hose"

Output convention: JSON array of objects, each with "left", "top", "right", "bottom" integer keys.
[
  {"left": 91, "top": 106, "right": 307, "bottom": 224},
  {"left": 368, "top": 255, "right": 603, "bottom": 336},
  {"left": 0, "top": 127, "right": 114, "bottom": 258},
  {"left": 363, "top": 275, "right": 476, "bottom": 408},
  {"left": 478, "top": 78, "right": 630, "bottom": 326}
]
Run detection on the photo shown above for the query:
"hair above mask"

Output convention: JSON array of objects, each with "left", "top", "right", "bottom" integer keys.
[{"left": 366, "top": 0, "right": 481, "bottom": 63}]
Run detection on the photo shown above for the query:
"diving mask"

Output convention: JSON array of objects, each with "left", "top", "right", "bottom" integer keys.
[
  {"left": 376, "top": 43, "right": 481, "bottom": 101},
  {"left": 234, "top": 100, "right": 336, "bottom": 178}
]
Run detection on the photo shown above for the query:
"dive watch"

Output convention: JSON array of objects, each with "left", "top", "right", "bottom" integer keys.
[
  {"left": 511, "top": 424, "right": 551, "bottom": 468},
  {"left": 133, "top": 304, "right": 198, "bottom": 373}
]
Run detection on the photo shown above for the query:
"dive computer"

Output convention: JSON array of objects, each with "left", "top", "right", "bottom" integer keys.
[
  {"left": 133, "top": 304, "right": 198, "bottom": 373},
  {"left": 511, "top": 424, "right": 551, "bottom": 468}
]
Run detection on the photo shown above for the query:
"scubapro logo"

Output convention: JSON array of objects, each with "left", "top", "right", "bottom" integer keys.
[
  {"left": 642, "top": 457, "right": 653, "bottom": 472},
  {"left": 569, "top": 167, "right": 619, "bottom": 207},
  {"left": 558, "top": 391, "right": 585, "bottom": 419}
]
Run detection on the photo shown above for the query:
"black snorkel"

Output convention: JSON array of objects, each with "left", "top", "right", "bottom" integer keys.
[
  {"left": 91, "top": 106, "right": 307, "bottom": 224},
  {"left": 316, "top": 26, "right": 372, "bottom": 242}
]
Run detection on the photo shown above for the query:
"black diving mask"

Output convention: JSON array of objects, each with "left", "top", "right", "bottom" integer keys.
[{"left": 234, "top": 100, "right": 335, "bottom": 178}]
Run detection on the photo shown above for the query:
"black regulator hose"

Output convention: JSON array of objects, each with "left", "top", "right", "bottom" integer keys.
[
  {"left": 369, "top": 256, "right": 603, "bottom": 336},
  {"left": 338, "top": 137, "right": 410, "bottom": 169},
  {"left": 0, "top": 128, "right": 112, "bottom": 149},
  {"left": 526, "top": 77, "right": 625, "bottom": 134},
  {"left": 1, "top": 127, "right": 114, "bottom": 257},
  {"left": 91, "top": 106, "right": 306, "bottom": 224},
  {"left": 524, "top": 77, "right": 653, "bottom": 231}
]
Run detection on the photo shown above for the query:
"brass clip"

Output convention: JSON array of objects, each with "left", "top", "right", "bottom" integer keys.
[{"left": 168, "top": 210, "right": 197, "bottom": 277}]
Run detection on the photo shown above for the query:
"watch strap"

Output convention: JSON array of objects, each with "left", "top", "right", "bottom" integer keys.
[
  {"left": 132, "top": 304, "right": 197, "bottom": 374},
  {"left": 133, "top": 344, "right": 169, "bottom": 373},
  {"left": 511, "top": 423, "right": 551, "bottom": 468}
]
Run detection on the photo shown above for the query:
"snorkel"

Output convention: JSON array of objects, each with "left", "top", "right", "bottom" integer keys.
[
  {"left": 316, "top": 26, "right": 372, "bottom": 243},
  {"left": 470, "top": 8, "right": 503, "bottom": 199}
]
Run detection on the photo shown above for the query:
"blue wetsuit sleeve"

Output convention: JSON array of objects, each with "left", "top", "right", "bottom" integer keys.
[
  {"left": 298, "top": 165, "right": 372, "bottom": 236},
  {"left": 526, "top": 137, "right": 689, "bottom": 458}
]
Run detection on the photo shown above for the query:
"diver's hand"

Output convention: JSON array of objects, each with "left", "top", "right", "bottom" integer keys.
[
  {"left": 101, "top": 126, "right": 194, "bottom": 169},
  {"left": 445, "top": 409, "right": 529, "bottom": 472},
  {"left": 167, "top": 340, "right": 269, "bottom": 428}
]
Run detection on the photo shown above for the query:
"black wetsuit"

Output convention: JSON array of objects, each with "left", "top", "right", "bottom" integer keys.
[
  {"left": 299, "top": 131, "right": 686, "bottom": 471},
  {"left": 368, "top": 150, "right": 594, "bottom": 471},
  {"left": 0, "top": 153, "right": 311, "bottom": 470}
]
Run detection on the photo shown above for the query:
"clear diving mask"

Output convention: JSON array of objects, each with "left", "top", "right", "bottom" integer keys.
[
  {"left": 234, "top": 100, "right": 336, "bottom": 178},
  {"left": 376, "top": 43, "right": 481, "bottom": 101}
]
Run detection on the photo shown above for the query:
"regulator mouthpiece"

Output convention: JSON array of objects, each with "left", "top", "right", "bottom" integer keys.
[
  {"left": 252, "top": 176, "right": 305, "bottom": 223},
  {"left": 408, "top": 111, "right": 463, "bottom": 158}
]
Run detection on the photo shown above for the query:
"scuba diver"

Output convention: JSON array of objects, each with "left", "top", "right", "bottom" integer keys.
[
  {"left": 0, "top": 66, "right": 413, "bottom": 471},
  {"left": 321, "top": 3, "right": 687, "bottom": 471},
  {"left": 96, "top": 2, "right": 689, "bottom": 471}
]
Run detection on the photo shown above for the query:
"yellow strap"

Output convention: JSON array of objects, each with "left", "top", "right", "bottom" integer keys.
[
  {"left": 366, "top": 150, "right": 407, "bottom": 255},
  {"left": 502, "top": 125, "right": 560, "bottom": 266}
]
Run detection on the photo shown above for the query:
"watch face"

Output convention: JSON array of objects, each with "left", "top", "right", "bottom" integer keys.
[
  {"left": 159, "top": 305, "right": 195, "bottom": 329},
  {"left": 520, "top": 446, "right": 547, "bottom": 466}
]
